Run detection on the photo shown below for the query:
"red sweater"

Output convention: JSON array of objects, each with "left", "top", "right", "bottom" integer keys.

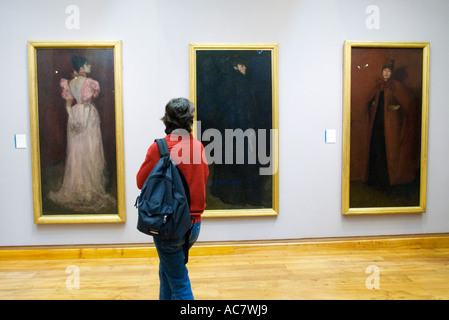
[{"left": 136, "top": 134, "right": 209, "bottom": 221}]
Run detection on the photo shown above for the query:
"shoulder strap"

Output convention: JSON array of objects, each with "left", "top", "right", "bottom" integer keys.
[
  {"left": 155, "top": 139, "right": 191, "bottom": 208},
  {"left": 155, "top": 139, "right": 169, "bottom": 158}
]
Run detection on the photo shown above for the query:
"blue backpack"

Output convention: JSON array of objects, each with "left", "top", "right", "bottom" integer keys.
[{"left": 135, "top": 139, "right": 193, "bottom": 262}]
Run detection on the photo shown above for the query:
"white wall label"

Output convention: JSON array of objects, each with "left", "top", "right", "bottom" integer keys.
[
  {"left": 325, "top": 129, "right": 336, "bottom": 144},
  {"left": 15, "top": 134, "right": 27, "bottom": 149}
]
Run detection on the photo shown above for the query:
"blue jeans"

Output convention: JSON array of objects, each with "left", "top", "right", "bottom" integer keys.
[{"left": 153, "top": 221, "right": 201, "bottom": 300}]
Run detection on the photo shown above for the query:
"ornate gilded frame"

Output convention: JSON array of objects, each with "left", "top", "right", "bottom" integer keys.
[
  {"left": 189, "top": 44, "right": 279, "bottom": 217},
  {"left": 342, "top": 41, "right": 430, "bottom": 215},
  {"left": 28, "top": 41, "right": 125, "bottom": 223}
]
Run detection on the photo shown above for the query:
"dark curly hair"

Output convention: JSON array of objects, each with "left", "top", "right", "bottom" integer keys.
[
  {"left": 71, "top": 55, "right": 90, "bottom": 72},
  {"left": 161, "top": 98, "right": 195, "bottom": 134}
]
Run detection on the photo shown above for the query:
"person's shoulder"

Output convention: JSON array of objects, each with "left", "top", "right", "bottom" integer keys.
[
  {"left": 191, "top": 136, "right": 205, "bottom": 147},
  {"left": 146, "top": 140, "right": 160, "bottom": 156}
]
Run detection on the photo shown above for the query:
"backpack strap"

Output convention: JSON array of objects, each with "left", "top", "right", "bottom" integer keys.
[
  {"left": 155, "top": 138, "right": 170, "bottom": 158},
  {"left": 183, "top": 225, "right": 193, "bottom": 264},
  {"left": 155, "top": 138, "right": 191, "bottom": 208}
]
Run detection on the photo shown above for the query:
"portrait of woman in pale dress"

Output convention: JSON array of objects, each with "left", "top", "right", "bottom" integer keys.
[{"left": 48, "top": 55, "right": 116, "bottom": 212}]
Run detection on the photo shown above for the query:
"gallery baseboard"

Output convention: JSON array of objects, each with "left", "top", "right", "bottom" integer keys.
[{"left": 1, "top": 233, "right": 448, "bottom": 261}]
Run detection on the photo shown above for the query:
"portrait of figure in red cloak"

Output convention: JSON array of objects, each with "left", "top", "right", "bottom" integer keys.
[{"left": 348, "top": 46, "right": 426, "bottom": 209}]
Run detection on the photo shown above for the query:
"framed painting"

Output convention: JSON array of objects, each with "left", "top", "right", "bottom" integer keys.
[
  {"left": 28, "top": 41, "right": 125, "bottom": 223},
  {"left": 342, "top": 41, "right": 430, "bottom": 215},
  {"left": 189, "top": 43, "right": 279, "bottom": 217}
]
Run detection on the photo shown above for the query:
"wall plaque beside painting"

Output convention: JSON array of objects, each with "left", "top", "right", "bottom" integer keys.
[{"left": 28, "top": 41, "right": 125, "bottom": 223}]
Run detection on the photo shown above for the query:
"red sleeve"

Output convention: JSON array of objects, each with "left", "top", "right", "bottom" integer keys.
[{"left": 136, "top": 142, "right": 160, "bottom": 189}]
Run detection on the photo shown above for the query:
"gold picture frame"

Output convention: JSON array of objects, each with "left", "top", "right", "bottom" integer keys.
[
  {"left": 342, "top": 41, "right": 430, "bottom": 215},
  {"left": 28, "top": 41, "right": 125, "bottom": 223},
  {"left": 189, "top": 43, "right": 279, "bottom": 218}
]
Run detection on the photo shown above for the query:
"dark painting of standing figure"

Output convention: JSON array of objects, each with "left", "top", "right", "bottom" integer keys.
[
  {"left": 28, "top": 41, "right": 125, "bottom": 223},
  {"left": 342, "top": 41, "right": 430, "bottom": 215},
  {"left": 190, "top": 44, "right": 279, "bottom": 217}
]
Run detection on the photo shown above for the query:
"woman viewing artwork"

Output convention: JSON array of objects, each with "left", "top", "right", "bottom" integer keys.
[{"left": 48, "top": 55, "right": 116, "bottom": 212}]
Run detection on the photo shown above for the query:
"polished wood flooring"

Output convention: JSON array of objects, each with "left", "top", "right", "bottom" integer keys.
[{"left": 1, "top": 234, "right": 448, "bottom": 300}]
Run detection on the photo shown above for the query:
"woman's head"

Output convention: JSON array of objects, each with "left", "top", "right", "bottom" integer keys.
[
  {"left": 382, "top": 67, "right": 392, "bottom": 81},
  {"left": 161, "top": 98, "right": 195, "bottom": 134},
  {"left": 71, "top": 55, "right": 91, "bottom": 73},
  {"left": 230, "top": 56, "right": 247, "bottom": 75},
  {"left": 382, "top": 60, "right": 394, "bottom": 81}
]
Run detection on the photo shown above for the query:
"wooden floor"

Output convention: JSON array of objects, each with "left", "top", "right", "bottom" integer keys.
[{"left": 1, "top": 234, "right": 449, "bottom": 300}]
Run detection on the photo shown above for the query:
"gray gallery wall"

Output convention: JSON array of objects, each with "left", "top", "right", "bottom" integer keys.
[{"left": 1, "top": 0, "right": 448, "bottom": 246}]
